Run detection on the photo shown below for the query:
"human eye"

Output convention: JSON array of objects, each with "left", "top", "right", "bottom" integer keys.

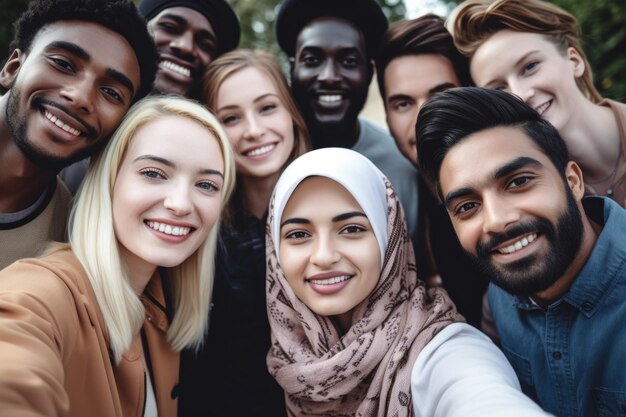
[
  {"left": 454, "top": 201, "right": 480, "bottom": 219},
  {"left": 48, "top": 56, "right": 74, "bottom": 73},
  {"left": 140, "top": 167, "right": 166, "bottom": 180},
  {"left": 220, "top": 114, "right": 240, "bottom": 126},
  {"left": 283, "top": 229, "right": 310, "bottom": 240},
  {"left": 101, "top": 86, "right": 124, "bottom": 103},
  {"left": 301, "top": 53, "right": 320, "bottom": 67},
  {"left": 340, "top": 224, "right": 367, "bottom": 234},
  {"left": 521, "top": 61, "right": 540, "bottom": 76},
  {"left": 341, "top": 55, "right": 359, "bottom": 68},
  {"left": 157, "top": 20, "right": 180, "bottom": 34},
  {"left": 507, "top": 175, "right": 534, "bottom": 189},
  {"left": 392, "top": 100, "right": 411, "bottom": 112},
  {"left": 196, "top": 180, "right": 220, "bottom": 193},
  {"left": 260, "top": 102, "right": 278, "bottom": 114}
]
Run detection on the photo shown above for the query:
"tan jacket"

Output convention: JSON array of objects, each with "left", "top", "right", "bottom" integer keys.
[{"left": 0, "top": 248, "right": 179, "bottom": 417}]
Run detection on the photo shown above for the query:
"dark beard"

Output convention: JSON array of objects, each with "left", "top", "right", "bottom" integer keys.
[
  {"left": 6, "top": 89, "right": 100, "bottom": 172},
  {"left": 468, "top": 187, "right": 583, "bottom": 296}
]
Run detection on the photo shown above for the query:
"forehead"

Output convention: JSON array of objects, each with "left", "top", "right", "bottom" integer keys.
[
  {"left": 218, "top": 67, "right": 278, "bottom": 105},
  {"left": 126, "top": 115, "right": 223, "bottom": 163},
  {"left": 439, "top": 126, "right": 553, "bottom": 193},
  {"left": 283, "top": 176, "right": 361, "bottom": 217},
  {"left": 295, "top": 17, "right": 365, "bottom": 54},
  {"left": 471, "top": 30, "right": 560, "bottom": 84},
  {"left": 385, "top": 54, "right": 459, "bottom": 96},
  {"left": 149, "top": 6, "right": 215, "bottom": 35}
]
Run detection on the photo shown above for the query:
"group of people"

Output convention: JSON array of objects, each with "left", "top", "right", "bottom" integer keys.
[{"left": 0, "top": 0, "right": 624, "bottom": 416}]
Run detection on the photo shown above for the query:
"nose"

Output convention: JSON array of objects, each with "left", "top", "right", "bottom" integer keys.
[
  {"left": 170, "top": 30, "right": 195, "bottom": 58},
  {"left": 163, "top": 181, "right": 193, "bottom": 216},
  {"left": 310, "top": 234, "right": 341, "bottom": 267},
  {"left": 318, "top": 59, "right": 340, "bottom": 84},
  {"left": 243, "top": 113, "right": 266, "bottom": 140},
  {"left": 60, "top": 76, "right": 96, "bottom": 114},
  {"left": 509, "top": 78, "right": 535, "bottom": 104},
  {"left": 481, "top": 194, "right": 521, "bottom": 235}
]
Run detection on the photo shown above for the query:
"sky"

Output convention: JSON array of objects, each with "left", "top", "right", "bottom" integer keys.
[{"left": 404, "top": 0, "right": 453, "bottom": 18}]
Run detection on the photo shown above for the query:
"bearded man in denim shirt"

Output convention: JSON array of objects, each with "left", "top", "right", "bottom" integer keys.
[{"left": 416, "top": 87, "right": 626, "bottom": 417}]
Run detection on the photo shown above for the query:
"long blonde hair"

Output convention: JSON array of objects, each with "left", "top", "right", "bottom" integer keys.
[
  {"left": 448, "top": 0, "right": 602, "bottom": 103},
  {"left": 69, "top": 96, "right": 236, "bottom": 363}
]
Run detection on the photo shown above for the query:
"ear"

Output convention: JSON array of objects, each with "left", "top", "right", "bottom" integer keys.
[
  {"left": 564, "top": 160, "right": 585, "bottom": 201},
  {"left": 566, "top": 47, "right": 585, "bottom": 78},
  {"left": 0, "top": 49, "right": 25, "bottom": 89}
]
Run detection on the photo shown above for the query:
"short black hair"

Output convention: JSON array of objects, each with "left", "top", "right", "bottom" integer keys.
[
  {"left": 10, "top": 0, "right": 157, "bottom": 102},
  {"left": 416, "top": 87, "right": 570, "bottom": 191},
  {"left": 376, "top": 14, "right": 472, "bottom": 99}
]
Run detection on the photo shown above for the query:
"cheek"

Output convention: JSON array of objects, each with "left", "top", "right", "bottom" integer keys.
[
  {"left": 452, "top": 220, "right": 480, "bottom": 254},
  {"left": 197, "top": 197, "right": 222, "bottom": 235},
  {"left": 279, "top": 244, "right": 305, "bottom": 283}
]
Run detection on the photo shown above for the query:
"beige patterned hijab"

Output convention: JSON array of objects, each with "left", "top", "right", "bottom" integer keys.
[{"left": 266, "top": 148, "right": 463, "bottom": 416}]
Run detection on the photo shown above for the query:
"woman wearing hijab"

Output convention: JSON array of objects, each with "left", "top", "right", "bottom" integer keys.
[{"left": 265, "top": 148, "right": 551, "bottom": 417}]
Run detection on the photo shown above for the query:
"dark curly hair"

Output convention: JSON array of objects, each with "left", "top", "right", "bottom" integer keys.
[{"left": 10, "top": 0, "right": 157, "bottom": 102}]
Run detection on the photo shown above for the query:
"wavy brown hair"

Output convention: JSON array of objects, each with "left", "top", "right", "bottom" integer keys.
[{"left": 448, "top": 0, "right": 601, "bottom": 103}]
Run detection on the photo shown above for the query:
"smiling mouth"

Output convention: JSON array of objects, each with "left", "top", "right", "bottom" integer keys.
[
  {"left": 146, "top": 220, "right": 192, "bottom": 236},
  {"left": 318, "top": 94, "right": 343, "bottom": 104},
  {"left": 496, "top": 233, "right": 538, "bottom": 254},
  {"left": 245, "top": 144, "right": 275, "bottom": 157},
  {"left": 305, "top": 275, "right": 352, "bottom": 285},
  {"left": 159, "top": 60, "right": 191, "bottom": 78},
  {"left": 535, "top": 100, "right": 552, "bottom": 116},
  {"left": 44, "top": 110, "right": 82, "bottom": 137}
]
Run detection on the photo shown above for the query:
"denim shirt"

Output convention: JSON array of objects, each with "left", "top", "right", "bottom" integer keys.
[{"left": 488, "top": 197, "right": 626, "bottom": 417}]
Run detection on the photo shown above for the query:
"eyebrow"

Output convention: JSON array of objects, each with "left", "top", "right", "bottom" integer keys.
[
  {"left": 443, "top": 156, "right": 543, "bottom": 209},
  {"left": 280, "top": 211, "right": 367, "bottom": 229},
  {"left": 47, "top": 40, "right": 135, "bottom": 96},
  {"left": 134, "top": 155, "right": 224, "bottom": 178},
  {"left": 387, "top": 82, "right": 457, "bottom": 105},
  {"left": 217, "top": 93, "right": 279, "bottom": 112}
]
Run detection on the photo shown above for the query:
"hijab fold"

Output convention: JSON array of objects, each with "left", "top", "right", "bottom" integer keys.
[{"left": 266, "top": 148, "right": 463, "bottom": 416}]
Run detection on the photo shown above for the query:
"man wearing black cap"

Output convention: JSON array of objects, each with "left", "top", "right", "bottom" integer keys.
[
  {"left": 138, "top": 0, "right": 240, "bottom": 99},
  {"left": 275, "top": 0, "right": 420, "bottom": 236}
]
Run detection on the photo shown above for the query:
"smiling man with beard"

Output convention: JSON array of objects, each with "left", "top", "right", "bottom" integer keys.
[
  {"left": 417, "top": 87, "right": 626, "bottom": 417},
  {"left": 0, "top": 0, "right": 157, "bottom": 269},
  {"left": 275, "top": 0, "right": 420, "bottom": 237}
]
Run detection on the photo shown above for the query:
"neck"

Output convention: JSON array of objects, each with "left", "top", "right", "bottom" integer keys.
[
  {"left": 0, "top": 115, "right": 58, "bottom": 212},
  {"left": 308, "top": 119, "right": 360, "bottom": 149},
  {"left": 531, "top": 212, "right": 601, "bottom": 308},
  {"left": 240, "top": 173, "right": 280, "bottom": 219},
  {"left": 558, "top": 100, "right": 621, "bottom": 183}
]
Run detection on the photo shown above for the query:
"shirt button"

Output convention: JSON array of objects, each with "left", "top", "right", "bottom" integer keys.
[
  {"left": 582, "top": 302, "right": 593, "bottom": 312},
  {"left": 552, "top": 351, "right": 562, "bottom": 360}
]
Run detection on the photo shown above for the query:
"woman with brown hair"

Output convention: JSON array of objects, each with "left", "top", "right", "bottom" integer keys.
[
  {"left": 449, "top": 0, "right": 626, "bottom": 207},
  {"left": 178, "top": 49, "right": 310, "bottom": 417}
]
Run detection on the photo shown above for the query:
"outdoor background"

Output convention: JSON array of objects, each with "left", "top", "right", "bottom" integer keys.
[{"left": 1, "top": 0, "right": 624, "bottom": 102}]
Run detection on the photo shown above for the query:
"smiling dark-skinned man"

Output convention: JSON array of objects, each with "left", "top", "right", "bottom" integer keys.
[
  {"left": 0, "top": 0, "right": 156, "bottom": 270},
  {"left": 275, "top": 0, "right": 420, "bottom": 238}
]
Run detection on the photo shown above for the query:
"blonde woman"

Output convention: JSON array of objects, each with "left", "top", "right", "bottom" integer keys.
[
  {"left": 178, "top": 49, "right": 309, "bottom": 417},
  {"left": 0, "top": 96, "right": 236, "bottom": 417},
  {"left": 449, "top": 0, "right": 626, "bottom": 207}
]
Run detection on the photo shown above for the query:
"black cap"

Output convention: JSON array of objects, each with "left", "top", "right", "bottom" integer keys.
[
  {"left": 138, "top": 0, "right": 241, "bottom": 54},
  {"left": 275, "top": 0, "right": 388, "bottom": 58}
]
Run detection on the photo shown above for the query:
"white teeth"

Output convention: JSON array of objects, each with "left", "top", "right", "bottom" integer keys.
[
  {"left": 535, "top": 101, "right": 551, "bottom": 115},
  {"left": 246, "top": 144, "right": 275, "bottom": 157},
  {"left": 160, "top": 60, "right": 191, "bottom": 77},
  {"left": 146, "top": 221, "right": 191, "bottom": 236},
  {"left": 319, "top": 94, "right": 342, "bottom": 103},
  {"left": 44, "top": 110, "right": 81, "bottom": 136},
  {"left": 498, "top": 233, "right": 537, "bottom": 254},
  {"left": 308, "top": 275, "right": 351, "bottom": 285}
]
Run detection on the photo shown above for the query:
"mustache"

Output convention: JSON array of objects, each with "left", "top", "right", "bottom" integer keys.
[
  {"left": 476, "top": 218, "right": 554, "bottom": 258},
  {"left": 34, "top": 97, "right": 98, "bottom": 140}
]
